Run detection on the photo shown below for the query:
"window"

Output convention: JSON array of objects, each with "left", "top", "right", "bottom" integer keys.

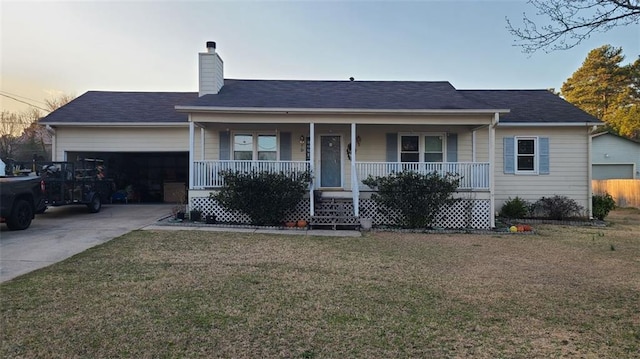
[
  {"left": 516, "top": 137, "right": 536, "bottom": 173},
  {"left": 233, "top": 133, "right": 277, "bottom": 160},
  {"left": 400, "top": 134, "right": 445, "bottom": 162},
  {"left": 233, "top": 134, "right": 253, "bottom": 160},
  {"left": 424, "top": 135, "right": 444, "bottom": 162},
  {"left": 400, "top": 135, "right": 419, "bottom": 162},
  {"left": 257, "top": 135, "right": 277, "bottom": 160}
]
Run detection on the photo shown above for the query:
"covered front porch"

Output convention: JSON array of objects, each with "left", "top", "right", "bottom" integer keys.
[{"left": 185, "top": 114, "right": 499, "bottom": 229}]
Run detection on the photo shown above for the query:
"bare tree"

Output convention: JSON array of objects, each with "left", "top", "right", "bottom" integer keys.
[
  {"left": 0, "top": 93, "right": 75, "bottom": 162},
  {"left": 507, "top": 0, "right": 640, "bottom": 54}
]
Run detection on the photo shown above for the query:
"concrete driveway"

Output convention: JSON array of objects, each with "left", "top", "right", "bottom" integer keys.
[{"left": 0, "top": 204, "right": 172, "bottom": 283}]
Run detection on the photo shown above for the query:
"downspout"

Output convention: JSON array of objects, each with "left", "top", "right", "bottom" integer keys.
[
  {"left": 189, "top": 118, "right": 195, "bottom": 192},
  {"left": 587, "top": 125, "right": 596, "bottom": 219},
  {"left": 351, "top": 122, "right": 359, "bottom": 217},
  {"left": 489, "top": 113, "right": 499, "bottom": 228},
  {"left": 309, "top": 123, "right": 315, "bottom": 217}
]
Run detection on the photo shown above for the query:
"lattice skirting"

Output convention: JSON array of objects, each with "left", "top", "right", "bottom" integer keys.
[
  {"left": 359, "top": 198, "right": 491, "bottom": 229},
  {"left": 190, "top": 197, "right": 491, "bottom": 229},
  {"left": 191, "top": 197, "right": 311, "bottom": 224}
]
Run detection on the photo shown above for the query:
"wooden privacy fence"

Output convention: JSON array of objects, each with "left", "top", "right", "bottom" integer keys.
[{"left": 592, "top": 179, "right": 640, "bottom": 208}]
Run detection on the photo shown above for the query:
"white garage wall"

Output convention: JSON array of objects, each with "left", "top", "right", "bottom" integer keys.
[{"left": 53, "top": 126, "right": 189, "bottom": 160}]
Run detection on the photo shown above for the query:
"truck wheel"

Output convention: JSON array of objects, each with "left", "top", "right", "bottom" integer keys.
[
  {"left": 88, "top": 194, "right": 102, "bottom": 213},
  {"left": 6, "top": 199, "right": 33, "bottom": 230}
]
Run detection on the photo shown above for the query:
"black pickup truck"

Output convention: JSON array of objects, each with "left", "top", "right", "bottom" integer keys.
[{"left": 0, "top": 175, "right": 45, "bottom": 230}]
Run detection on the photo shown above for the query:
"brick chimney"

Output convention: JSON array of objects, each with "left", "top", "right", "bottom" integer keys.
[{"left": 199, "top": 41, "right": 224, "bottom": 96}]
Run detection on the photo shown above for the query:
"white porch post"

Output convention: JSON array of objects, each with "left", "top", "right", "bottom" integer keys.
[
  {"left": 489, "top": 113, "right": 498, "bottom": 228},
  {"left": 351, "top": 122, "right": 359, "bottom": 217},
  {"left": 200, "top": 126, "right": 205, "bottom": 160},
  {"left": 189, "top": 120, "right": 195, "bottom": 190},
  {"left": 309, "top": 123, "right": 315, "bottom": 217}
]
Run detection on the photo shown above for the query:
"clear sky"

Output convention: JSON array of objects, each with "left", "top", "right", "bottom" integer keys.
[{"left": 1, "top": 0, "right": 638, "bottom": 113}]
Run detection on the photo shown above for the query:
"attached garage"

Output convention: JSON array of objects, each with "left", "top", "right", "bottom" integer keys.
[
  {"left": 593, "top": 164, "right": 634, "bottom": 180},
  {"left": 66, "top": 151, "right": 188, "bottom": 203},
  {"left": 40, "top": 92, "right": 198, "bottom": 203}
]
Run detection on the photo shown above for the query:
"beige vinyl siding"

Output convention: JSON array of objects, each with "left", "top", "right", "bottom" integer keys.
[
  {"left": 54, "top": 126, "right": 189, "bottom": 160},
  {"left": 494, "top": 127, "right": 590, "bottom": 212}
]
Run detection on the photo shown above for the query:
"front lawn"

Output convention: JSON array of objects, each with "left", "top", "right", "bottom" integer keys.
[{"left": 2, "top": 209, "right": 639, "bottom": 358}]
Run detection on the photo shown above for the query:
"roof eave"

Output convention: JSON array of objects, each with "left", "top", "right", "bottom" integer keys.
[
  {"left": 498, "top": 121, "right": 603, "bottom": 127},
  {"left": 39, "top": 122, "right": 188, "bottom": 127},
  {"left": 174, "top": 105, "right": 510, "bottom": 116}
]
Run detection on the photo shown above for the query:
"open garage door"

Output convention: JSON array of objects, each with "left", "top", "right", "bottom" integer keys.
[{"left": 67, "top": 151, "right": 188, "bottom": 203}]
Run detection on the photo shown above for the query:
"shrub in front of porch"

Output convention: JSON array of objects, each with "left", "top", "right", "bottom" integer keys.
[
  {"left": 363, "top": 171, "right": 460, "bottom": 229},
  {"left": 211, "top": 170, "right": 312, "bottom": 226}
]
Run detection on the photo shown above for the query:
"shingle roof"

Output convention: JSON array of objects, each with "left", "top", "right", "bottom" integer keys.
[
  {"left": 40, "top": 81, "right": 600, "bottom": 125},
  {"left": 40, "top": 91, "right": 197, "bottom": 124},
  {"left": 461, "top": 90, "right": 600, "bottom": 123},
  {"left": 187, "top": 80, "right": 496, "bottom": 110}
]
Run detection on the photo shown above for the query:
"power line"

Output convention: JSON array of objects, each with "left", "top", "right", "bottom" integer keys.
[
  {"left": 0, "top": 90, "right": 47, "bottom": 106},
  {"left": 0, "top": 93, "right": 48, "bottom": 112}
]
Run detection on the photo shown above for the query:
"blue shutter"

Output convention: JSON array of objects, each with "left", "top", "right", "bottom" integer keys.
[
  {"left": 279, "top": 132, "right": 292, "bottom": 161},
  {"left": 503, "top": 137, "right": 515, "bottom": 174},
  {"left": 539, "top": 137, "right": 550, "bottom": 175},
  {"left": 219, "top": 131, "right": 230, "bottom": 160},
  {"left": 446, "top": 133, "right": 458, "bottom": 162},
  {"left": 386, "top": 133, "right": 397, "bottom": 162}
]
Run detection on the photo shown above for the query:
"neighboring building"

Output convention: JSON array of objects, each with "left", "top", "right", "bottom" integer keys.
[
  {"left": 591, "top": 132, "right": 640, "bottom": 179},
  {"left": 40, "top": 42, "right": 601, "bottom": 228}
]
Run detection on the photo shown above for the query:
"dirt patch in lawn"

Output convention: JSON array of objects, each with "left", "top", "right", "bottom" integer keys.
[{"left": 1, "top": 210, "right": 639, "bottom": 358}]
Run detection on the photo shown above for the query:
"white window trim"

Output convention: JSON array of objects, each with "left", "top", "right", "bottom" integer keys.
[
  {"left": 514, "top": 136, "right": 539, "bottom": 175},
  {"left": 232, "top": 131, "right": 279, "bottom": 161},
  {"left": 398, "top": 132, "right": 447, "bottom": 162}
]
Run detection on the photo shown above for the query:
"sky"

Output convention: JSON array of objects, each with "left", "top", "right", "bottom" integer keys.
[{"left": 1, "top": 0, "right": 639, "bottom": 114}]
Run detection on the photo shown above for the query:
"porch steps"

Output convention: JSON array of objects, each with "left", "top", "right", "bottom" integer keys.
[{"left": 310, "top": 196, "right": 360, "bottom": 230}]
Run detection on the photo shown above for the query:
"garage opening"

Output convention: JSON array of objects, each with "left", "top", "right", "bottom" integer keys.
[{"left": 67, "top": 152, "right": 188, "bottom": 203}]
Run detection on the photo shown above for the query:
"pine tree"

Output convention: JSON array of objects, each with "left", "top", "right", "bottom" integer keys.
[{"left": 561, "top": 45, "right": 639, "bottom": 139}]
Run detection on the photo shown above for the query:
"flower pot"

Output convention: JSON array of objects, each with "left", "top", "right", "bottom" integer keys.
[
  {"left": 360, "top": 218, "right": 372, "bottom": 231},
  {"left": 205, "top": 214, "right": 216, "bottom": 224},
  {"left": 297, "top": 220, "right": 307, "bottom": 228},
  {"left": 285, "top": 221, "right": 296, "bottom": 228}
]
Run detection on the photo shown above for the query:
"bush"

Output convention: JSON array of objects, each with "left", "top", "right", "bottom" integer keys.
[
  {"left": 499, "top": 197, "right": 530, "bottom": 219},
  {"left": 532, "top": 195, "right": 584, "bottom": 220},
  {"left": 592, "top": 193, "right": 616, "bottom": 220},
  {"left": 362, "top": 171, "right": 460, "bottom": 228},
  {"left": 211, "top": 170, "right": 312, "bottom": 225}
]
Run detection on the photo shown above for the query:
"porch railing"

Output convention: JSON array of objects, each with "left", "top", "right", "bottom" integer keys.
[
  {"left": 193, "top": 160, "right": 311, "bottom": 189},
  {"left": 355, "top": 162, "right": 490, "bottom": 190}
]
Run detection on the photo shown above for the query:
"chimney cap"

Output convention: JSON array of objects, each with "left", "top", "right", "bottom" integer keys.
[{"left": 206, "top": 41, "right": 216, "bottom": 49}]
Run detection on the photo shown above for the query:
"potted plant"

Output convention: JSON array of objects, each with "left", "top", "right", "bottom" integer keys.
[
  {"left": 172, "top": 204, "right": 186, "bottom": 220},
  {"left": 297, "top": 219, "right": 308, "bottom": 228}
]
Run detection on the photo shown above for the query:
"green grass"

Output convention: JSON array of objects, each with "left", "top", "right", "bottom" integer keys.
[{"left": 2, "top": 210, "right": 640, "bottom": 358}]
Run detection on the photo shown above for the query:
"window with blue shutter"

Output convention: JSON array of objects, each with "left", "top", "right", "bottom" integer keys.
[{"left": 505, "top": 136, "right": 550, "bottom": 175}]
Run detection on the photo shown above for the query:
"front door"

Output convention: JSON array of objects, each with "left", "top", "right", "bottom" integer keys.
[{"left": 320, "top": 135, "right": 342, "bottom": 187}]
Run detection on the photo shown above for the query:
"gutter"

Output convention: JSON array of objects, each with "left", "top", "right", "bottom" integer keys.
[
  {"left": 175, "top": 105, "right": 511, "bottom": 116},
  {"left": 498, "top": 122, "right": 603, "bottom": 127},
  {"left": 37, "top": 122, "right": 189, "bottom": 127}
]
